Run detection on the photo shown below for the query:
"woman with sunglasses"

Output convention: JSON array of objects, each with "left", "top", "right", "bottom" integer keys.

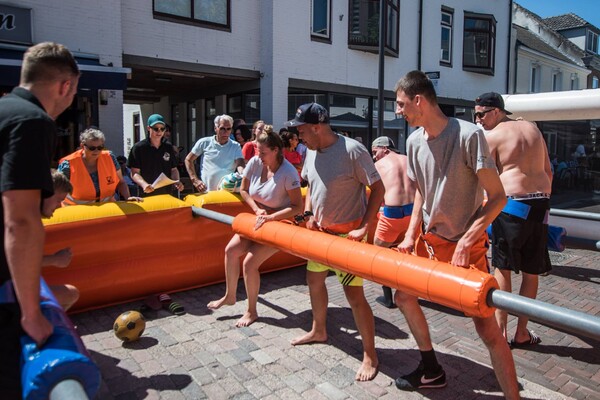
[{"left": 58, "top": 128, "right": 140, "bottom": 205}]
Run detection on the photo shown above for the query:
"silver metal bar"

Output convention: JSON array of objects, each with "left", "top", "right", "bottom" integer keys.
[
  {"left": 49, "top": 379, "right": 89, "bottom": 400},
  {"left": 549, "top": 208, "right": 600, "bottom": 221},
  {"left": 488, "top": 289, "right": 600, "bottom": 341},
  {"left": 191, "top": 206, "right": 234, "bottom": 225}
]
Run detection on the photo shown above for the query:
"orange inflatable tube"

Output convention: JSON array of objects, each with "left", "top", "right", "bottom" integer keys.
[
  {"left": 42, "top": 193, "right": 305, "bottom": 313},
  {"left": 232, "top": 213, "right": 497, "bottom": 318}
]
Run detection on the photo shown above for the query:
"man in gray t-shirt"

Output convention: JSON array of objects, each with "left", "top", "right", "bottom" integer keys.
[
  {"left": 285, "top": 103, "right": 384, "bottom": 382},
  {"left": 392, "top": 71, "right": 519, "bottom": 399}
]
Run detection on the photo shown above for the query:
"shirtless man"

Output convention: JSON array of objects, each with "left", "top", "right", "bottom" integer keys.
[
  {"left": 287, "top": 102, "right": 384, "bottom": 381},
  {"left": 475, "top": 92, "right": 553, "bottom": 347},
  {"left": 371, "top": 136, "right": 416, "bottom": 308}
]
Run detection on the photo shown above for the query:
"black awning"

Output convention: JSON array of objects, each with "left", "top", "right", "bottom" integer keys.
[{"left": 0, "top": 48, "right": 130, "bottom": 90}]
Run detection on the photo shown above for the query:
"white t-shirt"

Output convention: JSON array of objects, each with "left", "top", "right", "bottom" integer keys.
[
  {"left": 243, "top": 156, "right": 300, "bottom": 211},
  {"left": 191, "top": 136, "right": 243, "bottom": 191}
]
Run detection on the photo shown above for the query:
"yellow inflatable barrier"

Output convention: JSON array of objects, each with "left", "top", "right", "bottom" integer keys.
[{"left": 42, "top": 193, "right": 305, "bottom": 313}]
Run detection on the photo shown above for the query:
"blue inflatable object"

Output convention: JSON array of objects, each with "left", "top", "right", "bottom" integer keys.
[
  {"left": 486, "top": 224, "right": 566, "bottom": 252},
  {"left": 18, "top": 279, "right": 101, "bottom": 400}
]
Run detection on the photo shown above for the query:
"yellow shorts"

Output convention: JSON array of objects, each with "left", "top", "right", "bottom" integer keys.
[
  {"left": 306, "top": 260, "right": 363, "bottom": 286},
  {"left": 305, "top": 230, "right": 364, "bottom": 287}
]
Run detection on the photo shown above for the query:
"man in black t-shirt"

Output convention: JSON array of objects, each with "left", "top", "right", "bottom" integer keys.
[
  {"left": 128, "top": 113, "right": 184, "bottom": 197},
  {"left": 0, "top": 42, "right": 79, "bottom": 398}
]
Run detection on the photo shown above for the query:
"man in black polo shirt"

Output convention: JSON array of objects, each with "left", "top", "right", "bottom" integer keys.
[
  {"left": 128, "top": 113, "right": 184, "bottom": 197},
  {"left": 0, "top": 42, "right": 80, "bottom": 399}
]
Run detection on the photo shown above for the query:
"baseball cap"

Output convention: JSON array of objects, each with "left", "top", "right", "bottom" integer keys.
[
  {"left": 285, "top": 103, "right": 329, "bottom": 127},
  {"left": 372, "top": 136, "right": 399, "bottom": 152},
  {"left": 147, "top": 114, "right": 165, "bottom": 127},
  {"left": 475, "top": 92, "right": 512, "bottom": 115}
]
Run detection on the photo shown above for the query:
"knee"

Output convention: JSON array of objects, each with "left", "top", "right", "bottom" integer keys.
[
  {"left": 394, "top": 290, "right": 416, "bottom": 311},
  {"left": 474, "top": 317, "right": 504, "bottom": 347}
]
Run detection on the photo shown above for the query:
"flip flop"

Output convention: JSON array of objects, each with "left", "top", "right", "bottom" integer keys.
[
  {"left": 144, "top": 294, "right": 163, "bottom": 311},
  {"left": 158, "top": 293, "right": 185, "bottom": 315},
  {"left": 510, "top": 330, "right": 542, "bottom": 348}
]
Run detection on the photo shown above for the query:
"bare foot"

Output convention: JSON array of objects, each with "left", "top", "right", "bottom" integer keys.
[
  {"left": 355, "top": 359, "right": 379, "bottom": 381},
  {"left": 236, "top": 311, "right": 258, "bottom": 327},
  {"left": 207, "top": 296, "right": 235, "bottom": 310},
  {"left": 290, "top": 330, "right": 327, "bottom": 346}
]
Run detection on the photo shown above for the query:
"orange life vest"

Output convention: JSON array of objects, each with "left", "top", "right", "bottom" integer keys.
[{"left": 60, "top": 150, "right": 118, "bottom": 205}]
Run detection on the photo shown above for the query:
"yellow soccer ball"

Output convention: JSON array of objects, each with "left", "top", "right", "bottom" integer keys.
[{"left": 113, "top": 310, "right": 146, "bottom": 342}]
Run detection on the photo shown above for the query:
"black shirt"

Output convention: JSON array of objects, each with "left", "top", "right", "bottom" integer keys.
[
  {"left": 0, "top": 87, "right": 56, "bottom": 284},
  {"left": 127, "top": 138, "right": 178, "bottom": 196}
]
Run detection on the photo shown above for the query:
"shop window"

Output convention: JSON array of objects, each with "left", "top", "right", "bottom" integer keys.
[
  {"left": 153, "top": 0, "right": 230, "bottom": 30},
  {"left": 440, "top": 7, "right": 453, "bottom": 66},
  {"left": 570, "top": 74, "right": 579, "bottom": 90},
  {"left": 586, "top": 30, "right": 598, "bottom": 54},
  {"left": 463, "top": 11, "right": 496, "bottom": 75},
  {"left": 348, "top": 0, "right": 399, "bottom": 57},
  {"left": 312, "top": 0, "right": 331, "bottom": 42}
]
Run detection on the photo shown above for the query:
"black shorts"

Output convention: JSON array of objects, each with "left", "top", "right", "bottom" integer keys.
[
  {"left": 0, "top": 303, "right": 23, "bottom": 399},
  {"left": 491, "top": 198, "right": 552, "bottom": 275}
]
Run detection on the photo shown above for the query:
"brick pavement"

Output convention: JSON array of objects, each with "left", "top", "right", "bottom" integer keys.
[{"left": 73, "top": 246, "right": 600, "bottom": 399}]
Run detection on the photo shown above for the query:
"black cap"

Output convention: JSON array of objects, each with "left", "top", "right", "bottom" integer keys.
[
  {"left": 475, "top": 92, "right": 512, "bottom": 115},
  {"left": 285, "top": 103, "right": 329, "bottom": 127}
]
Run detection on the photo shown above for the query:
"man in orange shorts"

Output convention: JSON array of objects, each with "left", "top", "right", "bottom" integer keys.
[
  {"left": 371, "top": 136, "right": 415, "bottom": 307},
  {"left": 393, "top": 71, "right": 519, "bottom": 399}
]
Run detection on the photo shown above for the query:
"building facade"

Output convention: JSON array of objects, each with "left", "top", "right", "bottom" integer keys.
[{"left": 1, "top": 0, "right": 512, "bottom": 159}]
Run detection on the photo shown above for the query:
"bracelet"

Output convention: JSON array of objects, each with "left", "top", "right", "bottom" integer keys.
[{"left": 303, "top": 211, "right": 313, "bottom": 218}]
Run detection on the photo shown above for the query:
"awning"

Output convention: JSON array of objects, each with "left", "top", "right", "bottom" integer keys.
[{"left": 0, "top": 48, "right": 130, "bottom": 90}]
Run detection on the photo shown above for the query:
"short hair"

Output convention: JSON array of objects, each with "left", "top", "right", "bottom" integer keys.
[
  {"left": 257, "top": 125, "right": 284, "bottom": 162},
  {"left": 214, "top": 114, "right": 233, "bottom": 127},
  {"left": 79, "top": 128, "right": 105, "bottom": 143},
  {"left": 51, "top": 169, "right": 73, "bottom": 194},
  {"left": 20, "top": 42, "right": 80, "bottom": 84},
  {"left": 394, "top": 70, "right": 437, "bottom": 104}
]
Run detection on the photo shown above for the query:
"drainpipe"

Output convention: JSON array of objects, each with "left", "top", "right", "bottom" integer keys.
[
  {"left": 507, "top": 0, "right": 513, "bottom": 93},
  {"left": 418, "top": 0, "right": 423, "bottom": 70}
]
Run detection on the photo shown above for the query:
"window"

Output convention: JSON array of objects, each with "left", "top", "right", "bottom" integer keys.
[
  {"left": 570, "top": 74, "right": 579, "bottom": 90},
  {"left": 530, "top": 64, "right": 540, "bottom": 93},
  {"left": 153, "top": 0, "right": 230, "bottom": 30},
  {"left": 593, "top": 76, "right": 599, "bottom": 89},
  {"left": 586, "top": 30, "right": 598, "bottom": 53},
  {"left": 348, "top": 0, "right": 400, "bottom": 57},
  {"left": 463, "top": 12, "right": 496, "bottom": 75},
  {"left": 552, "top": 70, "right": 562, "bottom": 91},
  {"left": 440, "top": 8, "right": 453, "bottom": 65},
  {"left": 312, "top": 0, "right": 331, "bottom": 41}
]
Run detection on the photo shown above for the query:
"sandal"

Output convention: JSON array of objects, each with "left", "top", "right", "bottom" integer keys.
[
  {"left": 510, "top": 330, "right": 542, "bottom": 348},
  {"left": 158, "top": 293, "right": 185, "bottom": 316}
]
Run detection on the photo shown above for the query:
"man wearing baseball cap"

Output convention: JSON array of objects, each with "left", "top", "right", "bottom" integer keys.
[
  {"left": 371, "top": 136, "right": 415, "bottom": 308},
  {"left": 128, "top": 113, "right": 184, "bottom": 196},
  {"left": 475, "top": 92, "right": 552, "bottom": 348},
  {"left": 287, "top": 103, "right": 385, "bottom": 381}
]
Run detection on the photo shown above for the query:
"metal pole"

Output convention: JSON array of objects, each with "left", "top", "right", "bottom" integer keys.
[
  {"left": 377, "top": 0, "right": 385, "bottom": 139},
  {"left": 549, "top": 208, "right": 600, "bottom": 221},
  {"left": 49, "top": 379, "right": 89, "bottom": 400},
  {"left": 193, "top": 207, "right": 600, "bottom": 341},
  {"left": 488, "top": 289, "right": 600, "bottom": 341},
  {"left": 191, "top": 206, "right": 234, "bottom": 225}
]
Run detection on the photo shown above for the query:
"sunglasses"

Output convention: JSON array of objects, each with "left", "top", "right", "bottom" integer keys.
[
  {"left": 218, "top": 126, "right": 233, "bottom": 131},
  {"left": 474, "top": 108, "right": 494, "bottom": 120},
  {"left": 84, "top": 144, "right": 104, "bottom": 151},
  {"left": 151, "top": 126, "right": 166, "bottom": 132}
]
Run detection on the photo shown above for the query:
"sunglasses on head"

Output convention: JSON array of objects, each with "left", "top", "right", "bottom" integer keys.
[
  {"left": 84, "top": 144, "right": 104, "bottom": 151},
  {"left": 474, "top": 108, "right": 494, "bottom": 120},
  {"left": 151, "top": 126, "right": 166, "bottom": 132}
]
